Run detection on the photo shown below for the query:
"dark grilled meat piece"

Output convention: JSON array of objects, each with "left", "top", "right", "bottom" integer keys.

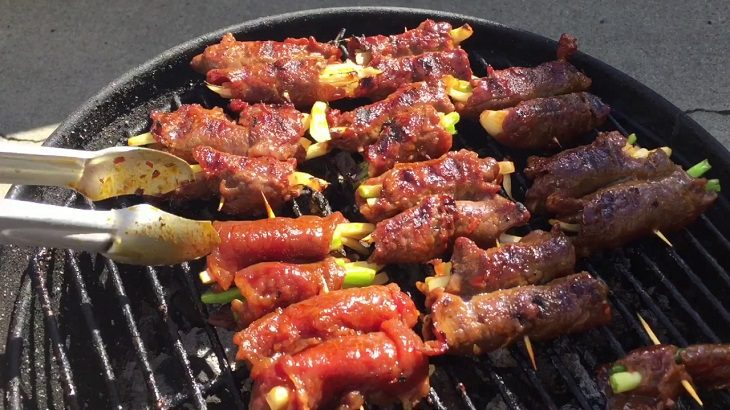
[
  {"left": 233, "top": 284, "right": 419, "bottom": 368},
  {"left": 149, "top": 103, "right": 306, "bottom": 162},
  {"left": 679, "top": 344, "right": 730, "bottom": 390},
  {"left": 347, "top": 19, "right": 465, "bottom": 58},
  {"left": 458, "top": 60, "right": 592, "bottom": 118},
  {"left": 230, "top": 257, "right": 347, "bottom": 328},
  {"left": 598, "top": 345, "right": 686, "bottom": 410},
  {"left": 447, "top": 227, "right": 575, "bottom": 295},
  {"left": 357, "top": 49, "right": 473, "bottom": 101},
  {"left": 364, "top": 104, "right": 453, "bottom": 176},
  {"left": 598, "top": 344, "right": 730, "bottom": 409},
  {"left": 564, "top": 170, "right": 718, "bottom": 256},
  {"left": 368, "top": 195, "right": 530, "bottom": 264},
  {"left": 483, "top": 92, "right": 610, "bottom": 149},
  {"left": 191, "top": 32, "right": 341, "bottom": 73},
  {"left": 356, "top": 150, "right": 502, "bottom": 222},
  {"left": 206, "top": 56, "right": 348, "bottom": 108},
  {"left": 187, "top": 146, "right": 299, "bottom": 217},
  {"left": 249, "top": 319, "right": 430, "bottom": 410},
  {"left": 208, "top": 212, "right": 347, "bottom": 290},
  {"left": 424, "top": 273, "right": 611, "bottom": 355},
  {"left": 328, "top": 81, "right": 454, "bottom": 152},
  {"left": 524, "top": 131, "right": 678, "bottom": 214}
]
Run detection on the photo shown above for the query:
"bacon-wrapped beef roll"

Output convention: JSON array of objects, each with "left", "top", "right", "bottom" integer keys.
[
  {"left": 445, "top": 227, "right": 575, "bottom": 295},
  {"left": 424, "top": 273, "right": 612, "bottom": 355},
  {"left": 524, "top": 131, "right": 677, "bottom": 214},
  {"left": 357, "top": 150, "right": 502, "bottom": 222},
  {"left": 368, "top": 194, "right": 530, "bottom": 264},
  {"left": 363, "top": 104, "right": 453, "bottom": 176},
  {"left": 233, "top": 284, "right": 419, "bottom": 367},
  {"left": 208, "top": 212, "right": 347, "bottom": 290},
  {"left": 357, "top": 49, "right": 473, "bottom": 101},
  {"left": 479, "top": 92, "right": 610, "bottom": 149},
  {"left": 347, "top": 19, "right": 471, "bottom": 60},
  {"left": 456, "top": 33, "right": 591, "bottom": 118},
  {"left": 598, "top": 344, "right": 730, "bottom": 409},
  {"left": 148, "top": 103, "right": 307, "bottom": 162},
  {"left": 191, "top": 32, "right": 341, "bottom": 73},
  {"left": 230, "top": 257, "right": 346, "bottom": 328},
  {"left": 561, "top": 169, "right": 718, "bottom": 256},
  {"left": 327, "top": 81, "right": 454, "bottom": 152},
  {"left": 249, "top": 319, "right": 430, "bottom": 410}
]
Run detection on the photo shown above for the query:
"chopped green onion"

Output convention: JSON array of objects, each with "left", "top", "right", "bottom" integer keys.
[
  {"left": 439, "top": 112, "right": 461, "bottom": 135},
  {"left": 609, "top": 371, "right": 643, "bottom": 394},
  {"left": 610, "top": 364, "right": 627, "bottom": 374},
  {"left": 687, "top": 159, "right": 712, "bottom": 178},
  {"left": 201, "top": 288, "right": 242, "bottom": 304},
  {"left": 342, "top": 269, "right": 376, "bottom": 288},
  {"left": 626, "top": 133, "right": 637, "bottom": 145},
  {"left": 706, "top": 179, "right": 721, "bottom": 192},
  {"left": 309, "top": 101, "right": 331, "bottom": 143},
  {"left": 357, "top": 184, "right": 383, "bottom": 198}
]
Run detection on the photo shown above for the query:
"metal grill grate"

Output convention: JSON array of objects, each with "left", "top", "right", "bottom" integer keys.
[{"left": 4, "top": 11, "right": 730, "bottom": 409}]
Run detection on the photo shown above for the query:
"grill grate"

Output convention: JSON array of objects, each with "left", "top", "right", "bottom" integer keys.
[{"left": 4, "top": 11, "right": 730, "bottom": 409}]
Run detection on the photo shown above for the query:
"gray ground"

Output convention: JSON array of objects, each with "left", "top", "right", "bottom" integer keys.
[{"left": 0, "top": 0, "right": 728, "bottom": 352}]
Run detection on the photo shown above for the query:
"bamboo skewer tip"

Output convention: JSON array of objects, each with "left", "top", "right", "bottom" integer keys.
[{"left": 524, "top": 335, "right": 537, "bottom": 370}]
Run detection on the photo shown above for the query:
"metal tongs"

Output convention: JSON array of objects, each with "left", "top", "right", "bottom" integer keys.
[{"left": 0, "top": 145, "right": 220, "bottom": 265}]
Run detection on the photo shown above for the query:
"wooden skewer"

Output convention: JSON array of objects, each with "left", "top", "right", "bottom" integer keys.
[
  {"left": 261, "top": 191, "right": 276, "bottom": 219},
  {"left": 653, "top": 229, "right": 673, "bottom": 247},
  {"left": 524, "top": 335, "right": 537, "bottom": 370},
  {"left": 636, "top": 313, "right": 703, "bottom": 406}
]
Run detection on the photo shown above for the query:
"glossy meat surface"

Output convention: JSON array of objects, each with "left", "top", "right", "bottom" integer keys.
[
  {"left": 364, "top": 104, "right": 452, "bottom": 176},
  {"left": 356, "top": 149, "right": 501, "bottom": 222},
  {"left": 458, "top": 60, "right": 591, "bottom": 118},
  {"left": 425, "top": 273, "right": 611, "bottom": 354},
  {"left": 524, "top": 131, "right": 678, "bottom": 214},
  {"left": 249, "top": 319, "right": 430, "bottom": 410},
  {"left": 234, "top": 284, "right": 419, "bottom": 368},
  {"left": 357, "top": 50, "right": 473, "bottom": 101},
  {"left": 448, "top": 227, "right": 575, "bottom": 294},
  {"left": 191, "top": 32, "right": 341, "bottom": 73},
  {"left": 329, "top": 81, "right": 454, "bottom": 152},
  {"left": 206, "top": 56, "right": 347, "bottom": 107},
  {"left": 231, "top": 257, "right": 346, "bottom": 328},
  {"left": 680, "top": 344, "right": 730, "bottom": 389},
  {"left": 347, "top": 19, "right": 460, "bottom": 58},
  {"left": 566, "top": 170, "right": 717, "bottom": 255},
  {"left": 490, "top": 92, "right": 610, "bottom": 149},
  {"left": 369, "top": 195, "right": 529, "bottom": 264},
  {"left": 208, "top": 212, "right": 347, "bottom": 290},
  {"left": 229, "top": 100, "right": 307, "bottom": 162},
  {"left": 192, "top": 146, "right": 297, "bottom": 216},
  {"left": 598, "top": 345, "right": 685, "bottom": 410}
]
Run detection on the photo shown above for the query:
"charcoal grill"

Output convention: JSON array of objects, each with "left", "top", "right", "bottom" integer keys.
[{"left": 2, "top": 7, "right": 730, "bottom": 409}]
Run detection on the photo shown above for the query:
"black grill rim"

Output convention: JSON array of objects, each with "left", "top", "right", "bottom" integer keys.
[{"left": 3, "top": 6, "right": 730, "bottom": 409}]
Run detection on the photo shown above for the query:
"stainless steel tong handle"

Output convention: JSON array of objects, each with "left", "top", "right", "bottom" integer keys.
[{"left": 0, "top": 199, "right": 219, "bottom": 265}]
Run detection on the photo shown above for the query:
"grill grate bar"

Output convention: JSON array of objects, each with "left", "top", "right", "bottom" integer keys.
[
  {"left": 29, "top": 248, "right": 81, "bottom": 409},
  {"left": 660, "top": 248, "right": 730, "bottom": 323},
  {"left": 64, "top": 250, "right": 123, "bottom": 408},
  {"left": 613, "top": 263, "right": 688, "bottom": 345},
  {"left": 104, "top": 259, "right": 164, "bottom": 406},
  {"left": 480, "top": 357, "right": 524, "bottom": 410},
  {"left": 427, "top": 387, "right": 448, "bottom": 410},
  {"left": 510, "top": 347, "right": 560, "bottom": 409},
  {"left": 637, "top": 254, "right": 721, "bottom": 342},
  {"left": 698, "top": 215, "right": 730, "bottom": 249},
  {"left": 144, "top": 266, "right": 206, "bottom": 409},
  {"left": 5, "top": 267, "right": 33, "bottom": 409},
  {"left": 682, "top": 231, "right": 730, "bottom": 287},
  {"left": 599, "top": 327, "right": 627, "bottom": 356},
  {"left": 546, "top": 348, "right": 592, "bottom": 410},
  {"left": 179, "top": 262, "right": 246, "bottom": 407}
]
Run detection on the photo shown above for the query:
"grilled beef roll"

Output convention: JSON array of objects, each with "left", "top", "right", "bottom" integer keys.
[
  {"left": 368, "top": 194, "right": 530, "bottom": 264},
  {"left": 230, "top": 257, "right": 347, "bottom": 328},
  {"left": 480, "top": 92, "right": 610, "bottom": 149},
  {"left": 249, "top": 319, "right": 430, "bottom": 410},
  {"left": 356, "top": 150, "right": 502, "bottom": 222},
  {"left": 424, "top": 273, "right": 612, "bottom": 355},
  {"left": 208, "top": 212, "right": 347, "bottom": 290},
  {"left": 524, "top": 131, "right": 677, "bottom": 214},
  {"left": 347, "top": 19, "right": 467, "bottom": 59},
  {"left": 233, "top": 284, "right": 418, "bottom": 368}
]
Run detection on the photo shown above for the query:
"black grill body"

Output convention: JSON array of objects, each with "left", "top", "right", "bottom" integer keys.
[{"left": 2, "top": 7, "right": 730, "bottom": 409}]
